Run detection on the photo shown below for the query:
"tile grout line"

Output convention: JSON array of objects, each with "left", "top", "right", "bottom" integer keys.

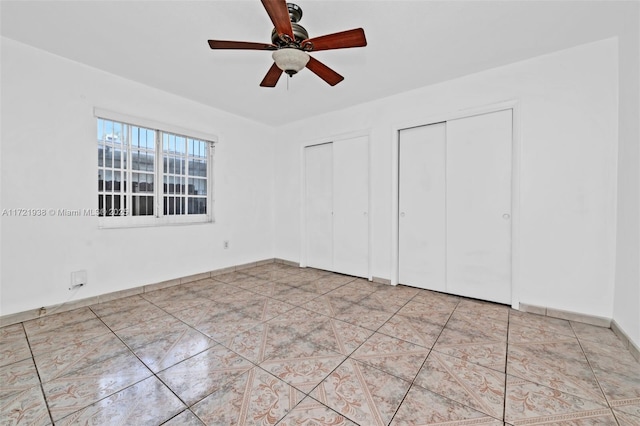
[
  {"left": 19, "top": 321, "right": 55, "bottom": 426},
  {"left": 570, "top": 321, "right": 622, "bottom": 426},
  {"left": 386, "top": 295, "right": 461, "bottom": 426},
  {"left": 503, "top": 308, "right": 511, "bottom": 424}
]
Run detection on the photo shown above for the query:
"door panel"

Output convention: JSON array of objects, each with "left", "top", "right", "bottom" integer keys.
[
  {"left": 305, "top": 143, "right": 333, "bottom": 270},
  {"left": 398, "top": 123, "right": 447, "bottom": 291},
  {"left": 333, "top": 136, "right": 369, "bottom": 278},
  {"left": 446, "top": 109, "right": 512, "bottom": 303}
]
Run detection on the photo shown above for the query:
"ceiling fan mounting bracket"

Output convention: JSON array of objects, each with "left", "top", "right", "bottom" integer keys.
[{"left": 286, "top": 3, "right": 303, "bottom": 23}]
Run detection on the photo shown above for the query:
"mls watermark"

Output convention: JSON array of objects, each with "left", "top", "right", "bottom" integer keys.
[{"left": 1, "top": 208, "right": 128, "bottom": 217}]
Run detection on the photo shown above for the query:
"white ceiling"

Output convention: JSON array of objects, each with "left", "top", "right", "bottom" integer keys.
[{"left": 0, "top": 1, "right": 631, "bottom": 125}]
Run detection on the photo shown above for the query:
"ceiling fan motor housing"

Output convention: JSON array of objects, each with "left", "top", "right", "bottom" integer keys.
[{"left": 270, "top": 3, "right": 308, "bottom": 45}]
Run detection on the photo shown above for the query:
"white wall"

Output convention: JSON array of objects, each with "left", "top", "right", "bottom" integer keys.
[
  {"left": 274, "top": 39, "right": 620, "bottom": 322},
  {"left": 0, "top": 38, "right": 276, "bottom": 316},
  {"left": 612, "top": 6, "right": 640, "bottom": 347}
]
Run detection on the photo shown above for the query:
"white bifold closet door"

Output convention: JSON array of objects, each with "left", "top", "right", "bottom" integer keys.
[
  {"left": 446, "top": 110, "right": 512, "bottom": 303},
  {"left": 305, "top": 143, "right": 333, "bottom": 272},
  {"left": 305, "top": 136, "right": 369, "bottom": 278},
  {"left": 398, "top": 123, "right": 447, "bottom": 291},
  {"left": 398, "top": 109, "right": 512, "bottom": 304}
]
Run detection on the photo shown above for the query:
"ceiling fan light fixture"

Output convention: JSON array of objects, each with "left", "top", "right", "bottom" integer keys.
[{"left": 272, "top": 48, "right": 309, "bottom": 76}]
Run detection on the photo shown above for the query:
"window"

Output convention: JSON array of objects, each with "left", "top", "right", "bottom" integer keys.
[{"left": 97, "top": 116, "right": 214, "bottom": 227}]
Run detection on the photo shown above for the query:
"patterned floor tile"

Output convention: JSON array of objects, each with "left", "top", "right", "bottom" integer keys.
[
  {"left": 170, "top": 301, "right": 231, "bottom": 327},
  {"left": 410, "top": 291, "right": 460, "bottom": 311},
  {"left": 191, "top": 366, "right": 304, "bottom": 425},
  {"left": 0, "top": 324, "right": 31, "bottom": 369},
  {"left": 212, "top": 271, "right": 255, "bottom": 284},
  {"left": 311, "top": 359, "right": 411, "bottom": 426},
  {"left": 24, "top": 319, "right": 112, "bottom": 358},
  {"left": 509, "top": 310, "right": 575, "bottom": 338},
  {"left": 296, "top": 268, "right": 333, "bottom": 280},
  {"left": 141, "top": 285, "right": 207, "bottom": 313},
  {"left": 187, "top": 308, "right": 261, "bottom": 343},
  {"left": 580, "top": 340, "right": 640, "bottom": 375},
  {"left": 416, "top": 351, "right": 505, "bottom": 420},
  {"left": 371, "top": 284, "right": 420, "bottom": 302},
  {"left": 357, "top": 293, "right": 405, "bottom": 313},
  {"left": 42, "top": 350, "right": 152, "bottom": 421},
  {"left": 248, "top": 282, "right": 295, "bottom": 297},
  {"left": 432, "top": 341, "right": 507, "bottom": 372},
  {"left": 434, "top": 318, "right": 507, "bottom": 372},
  {"left": 508, "top": 322, "right": 581, "bottom": 344},
  {"left": 390, "top": 384, "right": 502, "bottom": 425},
  {"left": 0, "top": 383, "right": 51, "bottom": 425},
  {"left": 274, "top": 273, "right": 315, "bottom": 287},
  {"left": 454, "top": 299, "right": 509, "bottom": 321},
  {"left": 295, "top": 281, "right": 335, "bottom": 295},
  {"left": 325, "top": 286, "right": 372, "bottom": 304},
  {"left": 248, "top": 269, "right": 300, "bottom": 282},
  {"left": 185, "top": 280, "right": 240, "bottom": 300},
  {"left": 23, "top": 308, "right": 97, "bottom": 337},
  {"left": 504, "top": 376, "right": 611, "bottom": 425},
  {"left": 278, "top": 396, "right": 358, "bottom": 426},
  {"left": 312, "top": 274, "right": 357, "bottom": 290},
  {"left": 591, "top": 368, "right": 640, "bottom": 416},
  {"left": 33, "top": 332, "right": 130, "bottom": 382},
  {"left": 614, "top": 409, "right": 640, "bottom": 426},
  {"left": 89, "top": 295, "right": 149, "bottom": 317},
  {"left": 259, "top": 340, "right": 346, "bottom": 393},
  {"left": 92, "top": 296, "right": 169, "bottom": 331},
  {"left": 6, "top": 270, "right": 640, "bottom": 426},
  {"left": 441, "top": 316, "right": 508, "bottom": 343},
  {"left": 231, "top": 275, "right": 272, "bottom": 290},
  {"left": 162, "top": 409, "right": 205, "bottom": 425},
  {"left": 157, "top": 344, "right": 253, "bottom": 406},
  {"left": 116, "top": 315, "right": 215, "bottom": 373},
  {"left": 268, "top": 306, "right": 323, "bottom": 328},
  {"left": 351, "top": 332, "right": 430, "bottom": 381},
  {"left": 397, "top": 300, "right": 455, "bottom": 325},
  {"left": 334, "top": 305, "right": 394, "bottom": 331},
  {"left": 0, "top": 358, "right": 40, "bottom": 399},
  {"left": 301, "top": 295, "right": 354, "bottom": 317},
  {"left": 507, "top": 342, "right": 606, "bottom": 404},
  {"left": 378, "top": 313, "right": 444, "bottom": 349},
  {"left": 571, "top": 322, "right": 626, "bottom": 348},
  {"left": 55, "top": 376, "right": 184, "bottom": 425},
  {"left": 237, "top": 297, "right": 296, "bottom": 322},
  {"left": 271, "top": 288, "right": 321, "bottom": 306},
  {"left": 304, "top": 318, "right": 374, "bottom": 356},
  {"left": 223, "top": 321, "right": 298, "bottom": 363}
]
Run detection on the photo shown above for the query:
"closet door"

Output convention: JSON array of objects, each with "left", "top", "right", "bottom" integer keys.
[
  {"left": 304, "top": 143, "right": 333, "bottom": 271},
  {"left": 333, "top": 136, "right": 369, "bottom": 278},
  {"left": 398, "top": 123, "right": 447, "bottom": 291},
  {"left": 446, "top": 109, "right": 512, "bottom": 304}
]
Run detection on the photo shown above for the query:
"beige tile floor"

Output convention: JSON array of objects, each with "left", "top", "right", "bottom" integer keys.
[{"left": 1, "top": 263, "right": 639, "bottom": 425}]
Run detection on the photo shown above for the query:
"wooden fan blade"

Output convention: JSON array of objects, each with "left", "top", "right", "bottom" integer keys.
[
  {"left": 302, "top": 28, "right": 367, "bottom": 52},
  {"left": 305, "top": 56, "right": 344, "bottom": 86},
  {"left": 208, "top": 40, "right": 277, "bottom": 50},
  {"left": 261, "top": 0, "right": 294, "bottom": 40},
  {"left": 260, "top": 63, "right": 284, "bottom": 87}
]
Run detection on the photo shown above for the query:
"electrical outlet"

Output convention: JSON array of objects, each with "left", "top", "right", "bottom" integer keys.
[
  {"left": 70, "top": 270, "right": 87, "bottom": 290},
  {"left": 223, "top": 240, "right": 230, "bottom": 249}
]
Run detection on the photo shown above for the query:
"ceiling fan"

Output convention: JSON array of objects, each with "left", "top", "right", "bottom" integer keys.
[{"left": 207, "top": 0, "right": 367, "bottom": 87}]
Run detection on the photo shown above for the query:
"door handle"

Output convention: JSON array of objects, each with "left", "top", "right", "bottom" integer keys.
[
  {"left": 400, "top": 212, "right": 405, "bottom": 217},
  {"left": 502, "top": 213, "right": 511, "bottom": 220}
]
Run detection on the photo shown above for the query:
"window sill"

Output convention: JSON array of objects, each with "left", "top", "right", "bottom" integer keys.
[{"left": 98, "top": 215, "right": 213, "bottom": 229}]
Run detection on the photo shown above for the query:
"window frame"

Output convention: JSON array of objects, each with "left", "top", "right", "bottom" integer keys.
[{"left": 95, "top": 108, "right": 216, "bottom": 228}]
